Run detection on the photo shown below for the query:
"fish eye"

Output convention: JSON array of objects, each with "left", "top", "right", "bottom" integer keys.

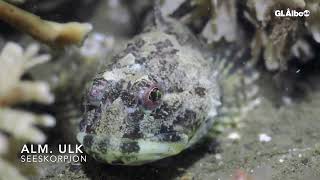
[
  {"left": 149, "top": 87, "right": 162, "bottom": 102},
  {"left": 141, "top": 85, "right": 163, "bottom": 110}
]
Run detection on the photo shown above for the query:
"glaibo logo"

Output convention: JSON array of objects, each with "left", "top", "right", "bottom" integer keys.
[{"left": 275, "top": 8, "right": 310, "bottom": 17}]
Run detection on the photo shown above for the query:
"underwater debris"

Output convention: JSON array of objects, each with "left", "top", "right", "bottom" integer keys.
[
  {"left": 195, "top": 0, "right": 318, "bottom": 71},
  {"left": 233, "top": 169, "right": 253, "bottom": 180},
  {"left": 306, "top": 1, "right": 320, "bottom": 43},
  {"left": 0, "top": 42, "right": 55, "bottom": 180},
  {"left": 202, "top": 0, "right": 238, "bottom": 43},
  {"left": 79, "top": 32, "right": 115, "bottom": 60},
  {"left": 227, "top": 132, "right": 241, "bottom": 141},
  {"left": 258, "top": 133, "right": 272, "bottom": 142},
  {"left": 177, "top": 0, "right": 320, "bottom": 102},
  {"left": 0, "top": 0, "right": 92, "bottom": 47},
  {"left": 160, "top": 0, "right": 186, "bottom": 16},
  {"left": 245, "top": 0, "right": 317, "bottom": 71}
]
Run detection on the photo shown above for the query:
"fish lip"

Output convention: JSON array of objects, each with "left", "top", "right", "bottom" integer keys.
[{"left": 77, "top": 132, "right": 189, "bottom": 165}]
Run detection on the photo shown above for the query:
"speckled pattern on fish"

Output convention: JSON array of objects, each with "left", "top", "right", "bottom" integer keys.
[{"left": 77, "top": 16, "right": 221, "bottom": 165}]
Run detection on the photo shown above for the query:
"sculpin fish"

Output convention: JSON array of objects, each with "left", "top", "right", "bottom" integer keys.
[{"left": 77, "top": 6, "right": 256, "bottom": 165}]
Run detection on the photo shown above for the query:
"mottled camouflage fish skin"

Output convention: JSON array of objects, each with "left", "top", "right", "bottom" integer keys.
[{"left": 77, "top": 16, "right": 222, "bottom": 165}]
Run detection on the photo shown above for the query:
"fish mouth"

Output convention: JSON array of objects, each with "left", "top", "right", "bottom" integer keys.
[{"left": 77, "top": 132, "right": 189, "bottom": 165}]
